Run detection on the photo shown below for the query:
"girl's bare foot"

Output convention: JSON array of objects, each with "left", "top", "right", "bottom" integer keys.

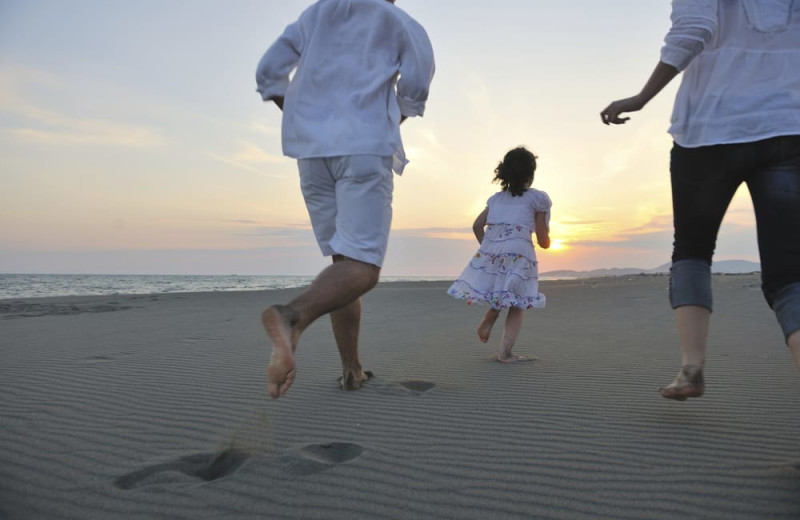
[
  {"left": 497, "top": 353, "right": 535, "bottom": 363},
  {"left": 659, "top": 364, "right": 704, "bottom": 401},
  {"left": 477, "top": 309, "right": 500, "bottom": 343},
  {"left": 261, "top": 305, "right": 300, "bottom": 399}
]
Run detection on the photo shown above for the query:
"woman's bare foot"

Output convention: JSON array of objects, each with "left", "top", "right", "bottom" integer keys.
[
  {"left": 261, "top": 305, "right": 300, "bottom": 399},
  {"left": 659, "top": 364, "right": 704, "bottom": 401},
  {"left": 477, "top": 309, "right": 501, "bottom": 343}
]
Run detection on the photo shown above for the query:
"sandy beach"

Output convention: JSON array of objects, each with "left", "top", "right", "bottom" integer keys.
[{"left": 1, "top": 274, "right": 798, "bottom": 520}]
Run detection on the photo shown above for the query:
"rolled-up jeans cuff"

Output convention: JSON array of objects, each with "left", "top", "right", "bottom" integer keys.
[
  {"left": 670, "top": 259, "right": 712, "bottom": 311},
  {"left": 773, "top": 282, "right": 800, "bottom": 341}
]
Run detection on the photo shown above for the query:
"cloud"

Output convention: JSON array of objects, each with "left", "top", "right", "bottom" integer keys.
[
  {"left": 568, "top": 214, "right": 672, "bottom": 249},
  {"left": 224, "top": 219, "right": 261, "bottom": 225},
  {"left": 231, "top": 225, "right": 316, "bottom": 248},
  {"left": 619, "top": 214, "right": 673, "bottom": 236},
  {"left": 9, "top": 124, "right": 164, "bottom": 148},
  {"left": 558, "top": 217, "right": 605, "bottom": 225},
  {"left": 391, "top": 227, "right": 474, "bottom": 241},
  {"left": 248, "top": 121, "right": 280, "bottom": 136},
  {"left": 0, "top": 65, "right": 166, "bottom": 148},
  {"left": 207, "top": 136, "right": 290, "bottom": 177},
  {"left": 208, "top": 153, "right": 289, "bottom": 177}
]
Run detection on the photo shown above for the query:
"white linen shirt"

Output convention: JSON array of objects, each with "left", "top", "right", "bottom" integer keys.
[
  {"left": 661, "top": 0, "right": 800, "bottom": 147},
  {"left": 255, "top": 0, "right": 435, "bottom": 174}
]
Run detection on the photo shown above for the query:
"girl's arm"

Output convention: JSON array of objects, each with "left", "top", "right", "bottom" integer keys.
[
  {"left": 535, "top": 212, "right": 550, "bottom": 249},
  {"left": 472, "top": 208, "right": 488, "bottom": 244}
]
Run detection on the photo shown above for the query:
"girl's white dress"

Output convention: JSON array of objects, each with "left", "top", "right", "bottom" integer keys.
[{"left": 447, "top": 188, "right": 552, "bottom": 310}]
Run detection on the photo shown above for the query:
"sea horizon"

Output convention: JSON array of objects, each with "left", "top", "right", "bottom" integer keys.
[
  {"left": 0, "top": 273, "right": 456, "bottom": 300},
  {"left": 0, "top": 259, "right": 761, "bottom": 300}
]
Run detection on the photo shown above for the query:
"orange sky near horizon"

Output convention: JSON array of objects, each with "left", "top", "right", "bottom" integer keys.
[{"left": 0, "top": 1, "right": 761, "bottom": 276}]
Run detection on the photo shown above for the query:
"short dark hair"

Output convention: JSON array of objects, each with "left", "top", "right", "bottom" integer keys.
[{"left": 493, "top": 146, "right": 537, "bottom": 197}]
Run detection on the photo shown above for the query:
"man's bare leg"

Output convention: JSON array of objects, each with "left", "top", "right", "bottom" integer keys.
[
  {"left": 478, "top": 309, "right": 501, "bottom": 343},
  {"left": 659, "top": 305, "right": 709, "bottom": 400},
  {"left": 262, "top": 257, "right": 380, "bottom": 399},
  {"left": 329, "top": 254, "right": 371, "bottom": 390},
  {"left": 788, "top": 330, "right": 800, "bottom": 371},
  {"left": 331, "top": 297, "right": 370, "bottom": 390}
]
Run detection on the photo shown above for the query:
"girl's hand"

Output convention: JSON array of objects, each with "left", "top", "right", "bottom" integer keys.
[{"left": 535, "top": 212, "right": 550, "bottom": 249}]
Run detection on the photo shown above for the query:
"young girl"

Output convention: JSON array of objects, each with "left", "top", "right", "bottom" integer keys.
[{"left": 447, "top": 146, "right": 551, "bottom": 363}]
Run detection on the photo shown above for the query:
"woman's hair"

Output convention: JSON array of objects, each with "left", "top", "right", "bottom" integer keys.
[{"left": 493, "top": 146, "right": 537, "bottom": 197}]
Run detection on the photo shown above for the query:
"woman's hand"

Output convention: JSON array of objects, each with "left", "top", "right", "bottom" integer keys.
[
  {"left": 600, "top": 62, "right": 680, "bottom": 125},
  {"left": 600, "top": 95, "right": 645, "bottom": 125}
]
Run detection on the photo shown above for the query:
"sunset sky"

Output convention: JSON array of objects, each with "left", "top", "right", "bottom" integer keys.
[{"left": 0, "top": 1, "right": 761, "bottom": 276}]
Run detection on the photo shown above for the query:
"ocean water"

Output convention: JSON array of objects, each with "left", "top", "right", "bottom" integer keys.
[{"left": 0, "top": 273, "right": 455, "bottom": 300}]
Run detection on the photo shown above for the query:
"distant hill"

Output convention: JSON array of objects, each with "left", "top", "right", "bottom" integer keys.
[{"left": 541, "top": 260, "right": 760, "bottom": 279}]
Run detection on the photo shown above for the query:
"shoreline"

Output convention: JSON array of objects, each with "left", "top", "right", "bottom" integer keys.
[{"left": 0, "top": 271, "right": 764, "bottom": 304}]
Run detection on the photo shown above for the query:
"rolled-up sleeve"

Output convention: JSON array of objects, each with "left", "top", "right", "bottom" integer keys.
[
  {"left": 660, "top": 0, "right": 718, "bottom": 71},
  {"left": 255, "top": 21, "right": 303, "bottom": 101},
  {"left": 396, "top": 20, "right": 435, "bottom": 117}
]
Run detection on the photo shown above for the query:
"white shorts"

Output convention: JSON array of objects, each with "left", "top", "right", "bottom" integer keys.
[{"left": 298, "top": 155, "right": 394, "bottom": 267}]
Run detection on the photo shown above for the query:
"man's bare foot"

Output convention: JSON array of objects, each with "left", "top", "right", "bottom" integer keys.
[
  {"left": 659, "top": 364, "right": 704, "bottom": 401},
  {"left": 497, "top": 354, "right": 535, "bottom": 363},
  {"left": 261, "top": 305, "right": 300, "bottom": 399},
  {"left": 477, "top": 310, "right": 500, "bottom": 343},
  {"left": 338, "top": 369, "right": 373, "bottom": 391}
]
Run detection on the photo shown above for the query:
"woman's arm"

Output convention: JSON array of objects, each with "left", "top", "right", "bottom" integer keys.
[
  {"left": 535, "top": 212, "right": 550, "bottom": 249},
  {"left": 472, "top": 208, "right": 488, "bottom": 244},
  {"left": 600, "top": 0, "right": 717, "bottom": 125},
  {"left": 600, "top": 61, "right": 679, "bottom": 125}
]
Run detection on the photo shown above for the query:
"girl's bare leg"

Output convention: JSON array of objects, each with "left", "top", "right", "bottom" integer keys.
[
  {"left": 498, "top": 307, "right": 527, "bottom": 363},
  {"left": 477, "top": 308, "right": 501, "bottom": 343},
  {"left": 659, "top": 305, "right": 709, "bottom": 400}
]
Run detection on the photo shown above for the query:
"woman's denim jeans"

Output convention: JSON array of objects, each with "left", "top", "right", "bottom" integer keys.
[{"left": 669, "top": 135, "right": 800, "bottom": 340}]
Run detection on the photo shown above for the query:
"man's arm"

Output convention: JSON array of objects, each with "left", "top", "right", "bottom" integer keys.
[
  {"left": 396, "top": 19, "right": 435, "bottom": 120},
  {"left": 255, "top": 20, "right": 303, "bottom": 104}
]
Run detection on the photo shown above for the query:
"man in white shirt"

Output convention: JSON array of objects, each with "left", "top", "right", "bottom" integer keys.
[
  {"left": 255, "top": 0, "right": 435, "bottom": 399},
  {"left": 600, "top": 0, "right": 800, "bottom": 400}
]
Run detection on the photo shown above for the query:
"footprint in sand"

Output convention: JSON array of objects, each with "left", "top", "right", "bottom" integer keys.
[
  {"left": 398, "top": 380, "right": 436, "bottom": 393},
  {"left": 369, "top": 379, "right": 436, "bottom": 396},
  {"left": 278, "top": 442, "right": 363, "bottom": 476},
  {"left": 114, "top": 449, "right": 248, "bottom": 490}
]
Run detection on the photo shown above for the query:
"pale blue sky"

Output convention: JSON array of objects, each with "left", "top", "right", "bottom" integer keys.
[{"left": 0, "top": 1, "right": 760, "bottom": 275}]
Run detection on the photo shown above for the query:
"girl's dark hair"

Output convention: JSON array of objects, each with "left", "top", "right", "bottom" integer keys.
[{"left": 493, "top": 146, "right": 537, "bottom": 197}]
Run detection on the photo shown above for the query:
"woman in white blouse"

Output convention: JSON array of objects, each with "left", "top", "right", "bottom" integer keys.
[{"left": 601, "top": 0, "right": 800, "bottom": 400}]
